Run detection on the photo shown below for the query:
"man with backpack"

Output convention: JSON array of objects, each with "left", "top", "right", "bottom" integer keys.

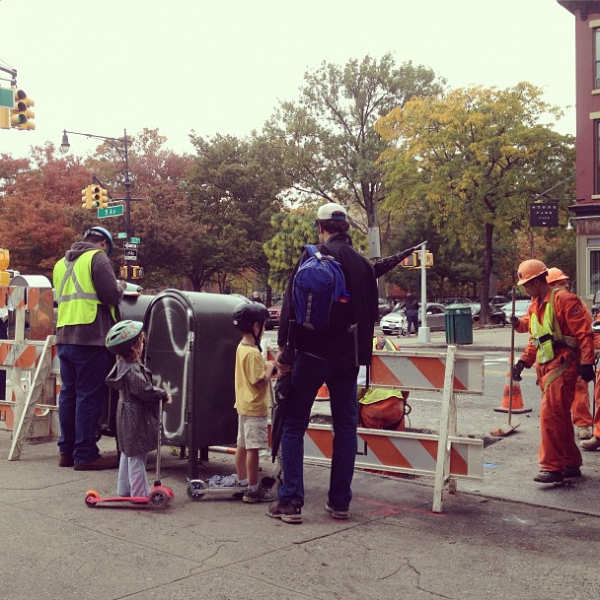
[{"left": 268, "top": 202, "right": 378, "bottom": 524}]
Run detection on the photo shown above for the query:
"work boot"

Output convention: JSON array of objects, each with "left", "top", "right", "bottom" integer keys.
[
  {"left": 59, "top": 453, "right": 74, "bottom": 468},
  {"left": 580, "top": 435, "right": 600, "bottom": 451},
  {"left": 74, "top": 455, "right": 119, "bottom": 471},
  {"left": 533, "top": 470, "right": 563, "bottom": 484},
  {"left": 577, "top": 426, "right": 592, "bottom": 440},
  {"left": 562, "top": 466, "right": 582, "bottom": 478}
]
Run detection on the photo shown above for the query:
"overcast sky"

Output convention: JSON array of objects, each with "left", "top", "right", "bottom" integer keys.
[{"left": 0, "top": 0, "right": 577, "bottom": 160}]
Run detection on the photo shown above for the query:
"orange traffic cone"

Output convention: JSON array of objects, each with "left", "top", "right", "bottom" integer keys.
[
  {"left": 493, "top": 368, "right": 532, "bottom": 414},
  {"left": 316, "top": 384, "right": 330, "bottom": 401}
]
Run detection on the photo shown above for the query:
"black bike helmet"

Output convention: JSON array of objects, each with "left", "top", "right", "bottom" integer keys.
[
  {"left": 232, "top": 301, "right": 269, "bottom": 333},
  {"left": 105, "top": 320, "right": 144, "bottom": 356}
]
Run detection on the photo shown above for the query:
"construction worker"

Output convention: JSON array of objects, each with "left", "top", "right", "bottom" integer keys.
[
  {"left": 512, "top": 259, "right": 595, "bottom": 484},
  {"left": 545, "top": 268, "right": 594, "bottom": 440},
  {"left": 358, "top": 336, "right": 409, "bottom": 431},
  {"left": 580, "top": 315, "right": 600, "bottom": 451}
]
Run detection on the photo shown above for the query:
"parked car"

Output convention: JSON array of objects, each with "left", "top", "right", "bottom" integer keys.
[
  {"left": 380, "top": 302, "right": 447, "bottom": 335},
  {"left": 470, "top": 303, "right": 506, "bottom": 326},
  {"left": 491, "top": 295, "right": 510, "bottom": 306},
  {"left": 438, "top": 296, "right": 471, "bottom": 306},
  {"left": 266, "top": 299, "right": 283, "bottom": 330},
  {"left": 378, "top": 298, "right": 392, "bottom": 320},
  {"left": 500, "top": 299, "right": 531, "bottom": 319}
]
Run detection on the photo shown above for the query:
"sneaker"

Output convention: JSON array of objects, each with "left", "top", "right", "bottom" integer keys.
[
  {"left": 243, "top": 486, "right": 275, "bottom": 504},
  {"left": 562, "top": 465, "right": 582, "bottom": 478},
  {"left": 580, "top": 435, "right": 600, "bottom": 451},
  {"left": 533, "top": 470, "right": 563, "bottom": 484},
  {"left": 59, "top": 453, "right": 74, "bottom": 468},
  {"left": 325, "top": 502, "right": 349, "bottom": 520},
  {"left": 577, "top": 426, "right": 592, "bottom": 440},
  {"left": 267, "top": 501, "right": 303, "bottom": 524},
  {"left": 74, "top": 455, "right": 120, "bottom": 471}
]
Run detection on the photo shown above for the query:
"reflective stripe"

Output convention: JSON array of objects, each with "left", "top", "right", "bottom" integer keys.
[{"left": 56, "top": 259, "right": 99, "bottom": 303}]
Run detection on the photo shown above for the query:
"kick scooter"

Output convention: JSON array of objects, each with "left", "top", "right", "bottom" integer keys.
[{"left": 85, "top": 399, "right": 175, "bottom": 509}]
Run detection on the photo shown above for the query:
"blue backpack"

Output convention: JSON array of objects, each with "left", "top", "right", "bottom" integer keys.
[{"left": 293, "top": 244, "right": 350, "bottom": 331}]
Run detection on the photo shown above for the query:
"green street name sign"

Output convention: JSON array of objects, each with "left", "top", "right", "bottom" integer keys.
[
  {"left": 0, "top": 88, "right": 14, "bottom": 109},
  {"left": 117, "top": 232, "right": 127, "bottom": 239},
  {"left": 97, "top": 205, "right": 124, "bottom": 219},
  {"left": 130, "top": 237, "right": 141, "bottom": 244}
]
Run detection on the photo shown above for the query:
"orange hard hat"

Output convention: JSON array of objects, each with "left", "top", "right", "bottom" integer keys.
[
  {"left": 546, "top": 267, "right": 569, "bottom": 285},
  {"left": 517, "top": 259, "right": 548, "bottom": 286}
]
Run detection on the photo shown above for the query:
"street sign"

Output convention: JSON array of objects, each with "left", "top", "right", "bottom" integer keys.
[
  {"left": 130, "top": 237, "right": 141, "bottom": 244},
  {"left": 97, "top": 205, "right": 124, "bottom": 219},
  {"left": 124, "top": 249, "right": 137, "bottom": 261},
  {"left": 117, "top": 232, "right": 127, "bottom": 239},
  {"left": 0, "top": 88, "right": 14, "bottom": 109},
  {"left": 123, "top": 242, "right": 138, "bottom": 249}
]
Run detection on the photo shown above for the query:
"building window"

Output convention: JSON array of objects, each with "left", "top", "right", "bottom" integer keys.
[
  {"left": 588, "top": 246, "right": 600, "bottom": 297},
  {"left": 596, "top": 121, "right": 600, "bottom": 195},
  {"left": 596, "top": 29, "right": 600, "bottom": 88}
]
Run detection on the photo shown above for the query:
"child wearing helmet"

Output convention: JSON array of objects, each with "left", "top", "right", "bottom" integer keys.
[
  {"left": 232, "top": 302, "right": 276, "bottom": 503},
  {"left": 105, "top": 320, "right": 169, "bottom": 498}
]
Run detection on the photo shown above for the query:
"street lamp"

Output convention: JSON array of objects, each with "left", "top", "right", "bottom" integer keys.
[{"left": 60, "top": 128, "right": 134, "bottom": 280}]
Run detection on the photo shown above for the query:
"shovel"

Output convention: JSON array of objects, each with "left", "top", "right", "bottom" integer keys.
[{"left": 491, "top": 284, "right": 521, "bottom": 437}]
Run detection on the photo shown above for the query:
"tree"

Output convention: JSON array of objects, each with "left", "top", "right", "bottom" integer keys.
[
  {"left": 376, "top": 83, "right": 575, "bottom": 322},
  {"left": 264, "top": 53, "right": 445, "bottom": 253}
]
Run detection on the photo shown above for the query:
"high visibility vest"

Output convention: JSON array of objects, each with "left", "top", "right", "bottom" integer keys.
[
  {"left": 53, "top": 250, "right": 116, "bottom": 327},
  {"left": 529, "top": 288, "right": 577, "bottom": 364}
]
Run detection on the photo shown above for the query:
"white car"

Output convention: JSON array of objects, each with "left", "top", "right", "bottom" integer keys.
[
  {"left": 500, "top": 299, "right": 531, "bottom": 319},
  {"left": 380, "top": 302, "right": 447, "bottom": 335}
]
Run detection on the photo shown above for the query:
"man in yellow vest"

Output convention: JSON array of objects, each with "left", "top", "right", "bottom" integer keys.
[
  {"left": 512, "top": 259, "right": 594, "bottom": 484},
  {"left": 53, "top": 227, "right": 126, "bottom": 471}
]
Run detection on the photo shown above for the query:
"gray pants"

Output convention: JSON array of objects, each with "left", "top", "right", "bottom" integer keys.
[{"left": 117, "top": 452, "right": 149, "bottom": 497}]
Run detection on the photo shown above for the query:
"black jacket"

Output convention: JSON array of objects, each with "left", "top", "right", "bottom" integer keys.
[{"left": 278, "top": 233, "right": 378, "bottom": 366}]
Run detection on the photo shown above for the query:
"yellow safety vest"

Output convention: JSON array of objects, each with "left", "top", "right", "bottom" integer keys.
[
  {"left": 53, "top": 250, "right": 116, "bottom": 327},
  {"left": 529, "top": 288, "right": 577, "bottom": 364}
]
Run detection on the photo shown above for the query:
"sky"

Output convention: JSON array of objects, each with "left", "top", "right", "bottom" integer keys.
[{"left": 0, "top": 0, "right": 577, "bottom": 160}]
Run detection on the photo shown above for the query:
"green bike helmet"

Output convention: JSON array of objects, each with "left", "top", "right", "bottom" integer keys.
[{"left": 105, "top": 320, "right": 143, "bottom": 355}]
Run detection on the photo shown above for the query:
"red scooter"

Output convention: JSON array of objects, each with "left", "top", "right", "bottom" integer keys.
[{"left": 85, "top": 399, "right": 175, "bottom": 509}]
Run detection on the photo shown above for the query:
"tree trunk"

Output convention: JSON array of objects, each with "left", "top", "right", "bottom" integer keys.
[{"left": 480, "top": 223, "right": 494, "bottom": 324}]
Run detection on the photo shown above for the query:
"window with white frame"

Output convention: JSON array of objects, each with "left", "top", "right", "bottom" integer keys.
[
  {"left": 595, "top": 28, "right": 600, "bottom": 89},
  {"left": 588, "top": 246, "right": 600, "bottom": 297}
]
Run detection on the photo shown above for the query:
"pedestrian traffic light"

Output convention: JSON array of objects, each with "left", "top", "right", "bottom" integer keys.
[
  {"left": 119, "top": 265, "right": 128, "bottom": 279},
  {"left": 10, "top": 89, "right": 35, "bottom": 130},
  {"left": 0, "top": 107, "right": 9, "bottom": 129},
  {"left": 81, "top": 186, "right": 93, "bottom": 209},
  {"left": 98, "top": 187, "right": 109, "bottom": 209},
  {"left": 402, "top": 252, "right": 419, "bottom": 268},
  {"left": 424, "top": 251, "right": 434, "bottom": 267}
]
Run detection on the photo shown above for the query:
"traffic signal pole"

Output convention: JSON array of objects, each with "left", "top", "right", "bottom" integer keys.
[
  {"left": 61, "top": 129, "right": 134, "bottom": 282},
  {"left": 418, "top": 242, "right": 431, "bottom": 343}
]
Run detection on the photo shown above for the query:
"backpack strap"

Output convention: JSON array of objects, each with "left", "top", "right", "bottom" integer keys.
[{"left": 304, "top": 244, "right": 319, "bottom": 259}]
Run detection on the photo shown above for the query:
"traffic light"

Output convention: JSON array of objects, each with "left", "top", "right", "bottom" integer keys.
[
  {"left": 0, "top": 107, "right": 9, "bottom": 129},
  {"left": 98, "top": 187, "right": 109, "bottom": 209},
  {"left": 10, "top": 89, "right": 35, "bottom": 130},
  {"left": 0, "top": 248, "right": 10, "bottom": 286},
  {"left": 131, "top": 266, "right": 144, "bottom": 279},
  {"left": 402, "top": 252, "right": 419, "bottom": 268},
  {"left": 81, "top": 186, "right": 93, "bottom": 209},
  {"left": 90, "top": 186, "right": 101, "bottom": 209},
  {"left": 119, "top": 265, "right": 128, "bottom": 279},
  {"left": 424, "top": 251, "right": 434, "bottom": 267}
]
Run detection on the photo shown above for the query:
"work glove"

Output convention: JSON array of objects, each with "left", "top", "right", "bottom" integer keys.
[
  {"left": 512, "top": 360, "right": 527, "bottom": 382},
  {"left": 579, "top": 364, "right": 595, "bottom": 383},
  {"left": 510, "top": 316, "right": 520, "bottom": 328}
]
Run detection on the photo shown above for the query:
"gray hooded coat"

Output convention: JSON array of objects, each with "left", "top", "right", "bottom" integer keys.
[{"left": 105, "top": 360, "right": 167, "bottom": 457}]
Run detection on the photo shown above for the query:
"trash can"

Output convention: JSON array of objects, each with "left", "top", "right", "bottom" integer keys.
[{"left": 445, "top": 304, "right": 473, "bottom": 345}]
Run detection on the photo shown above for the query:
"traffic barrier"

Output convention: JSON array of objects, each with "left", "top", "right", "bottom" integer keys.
[
  {"left": 268, "top": 343, "right": 485, "bottom": 513},
  {"left": 493, "top": 363, "right": 532, "bottom": 414}
]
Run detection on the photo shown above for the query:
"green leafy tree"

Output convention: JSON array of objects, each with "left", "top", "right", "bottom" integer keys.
[
  {"left": 376, "top": 83, "right": 574, "bottom": 322},
  {"left": 264, "top": 53, "right": 445, "bottom": 248}
]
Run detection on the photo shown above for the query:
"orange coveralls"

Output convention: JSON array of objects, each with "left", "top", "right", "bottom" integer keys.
[
  {"left": 592, "top": 316, "right": 600, "bottom": 439},
  {"left": 516, "top": 309, "right": 593, "bottom": 429},
  {"left": 518, "top": 289, "right": 594, "bottom": 472}
]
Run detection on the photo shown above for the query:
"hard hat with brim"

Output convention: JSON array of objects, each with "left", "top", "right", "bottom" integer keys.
[
  {"left": 517, "top": 259, "right": 548, "bottom": 286},
  {"left": 546, "top": 267, "right": 569, "bottom": 284}
]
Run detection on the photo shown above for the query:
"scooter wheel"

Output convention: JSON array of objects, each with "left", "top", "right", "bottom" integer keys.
[
  {"left": 187, "top": 479, "right": 208, "bottom": 500},
  {"left": 149, "top": 489, "right": 168, "bottom": 509},
  {"left": 85, "top": 491, "right": 99, "bottom": 508}
]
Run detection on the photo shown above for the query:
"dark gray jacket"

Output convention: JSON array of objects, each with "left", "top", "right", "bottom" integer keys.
[{"left": 106, "top": 360, "right": 167, "bottom": 457}]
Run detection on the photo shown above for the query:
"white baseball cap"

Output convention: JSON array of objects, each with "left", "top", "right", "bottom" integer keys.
[{"left": 317, "top": 202, "right": 347, "bottom": 221}]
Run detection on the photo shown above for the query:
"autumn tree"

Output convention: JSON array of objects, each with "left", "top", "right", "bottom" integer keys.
[
  {"left": 263, "top": 53, "right": 445, "bottom": 254},
  {"left": 376, "top": 83, "right": 574, "bottom": 322}
]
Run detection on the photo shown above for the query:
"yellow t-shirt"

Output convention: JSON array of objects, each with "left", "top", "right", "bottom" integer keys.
[{"left": 234, "top": 342, "right": 269, "bottom": 416}]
